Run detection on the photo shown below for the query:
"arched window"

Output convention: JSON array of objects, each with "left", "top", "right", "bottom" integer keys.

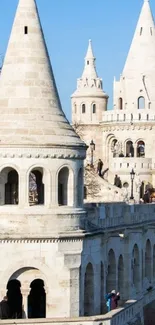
[
  {"left": 77, "top": 168, "right": 83, "bottom": 206},
  {"left": 29, "top": 168, "right": 44, "bottom": 205},
  {"left": 7, "top": 280, "right": 22, "bottom": 319},
  {"left": 111, "top": 139, "right": 118, "bottom": 157},
  {"left": 126, "top": 140, "right": 134, "bottom": 157},
  {"left": 132, "top": 244, "right": 140, "bottom": 292},
  {"left": 145, "top": 239, "right": 152, "bottom": 282},
  {"left": 118, "top": 97, "right": 123, "bottom": 110},
  {"left": 58, "top": 167, "right": 73, "bottom": 206},
  {"left": 84, "top": 186, "right": 87, "bottom": 199},
  {"left": 137, "top": 140, "right": 145, "bottom": 157},
  {"left": 138, "top": 96, "right": 145, "bottom": 109},
  {"left": 28, "top": 279, "right": 46, "bottom": 318},
  {"left": 118, "top": 255, "right": 124, "bottom": 299},
  {"left": 92, "top": 103, "right": 96, "bottom": 114},
  {"left": 0, "top": 167, "right": 19, "bottom": 205},
  {"left": 106, "top": 249, "right": 116, "bottom": 293},
  {"left": 82, "top": 103, "right": 86, "bottom": 114},
  {"left": 84, "top": 263, "right": 94, "bottom": 316}
]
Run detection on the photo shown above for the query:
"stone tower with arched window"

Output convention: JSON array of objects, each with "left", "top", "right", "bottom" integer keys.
[
  {"left": 71, "top": 40, "right": 109, "bottom": 164},
  {"left": 71, "top": 0, "right": 155, "bottom": 202},
  {"left": 0, "top": 0, "right": 88, "bottom": 319}
]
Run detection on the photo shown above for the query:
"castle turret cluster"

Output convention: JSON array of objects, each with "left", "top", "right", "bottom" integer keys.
[{"left": 72, "top": 0, "right": 155, "bottom": 202}]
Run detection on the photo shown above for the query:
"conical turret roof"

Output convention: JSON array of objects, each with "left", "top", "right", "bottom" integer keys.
[
  {"left": 123, "top": 0, "right": 155, "bottom": 77},
  {"left": 82, "top": 39, "right": 98, "bottom": 79},
  {"left": 0, "top": 0, "right": 84, "bottom": 147}
]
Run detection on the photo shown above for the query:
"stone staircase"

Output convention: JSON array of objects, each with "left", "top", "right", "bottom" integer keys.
[{"left": 84, "top": 165, "right": 125, "bottom": 203}]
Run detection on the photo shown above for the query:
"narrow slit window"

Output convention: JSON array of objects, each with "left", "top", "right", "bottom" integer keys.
[
  {"left": 150, "top": 27, "right": 153, "bottom": 35},
  {"left": 140, "top": 27, "right": 143, "bottom": 35},
  {"left": 24, "top": 26, "right": 28, "bottom": 35}
]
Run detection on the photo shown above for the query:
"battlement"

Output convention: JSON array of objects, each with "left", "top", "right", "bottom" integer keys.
[{"left": 102, "top": 110, "right": 155, "bottom": 124}]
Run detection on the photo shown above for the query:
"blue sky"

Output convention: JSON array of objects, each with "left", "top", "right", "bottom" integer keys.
[{"left": 0, "top": 0, "right": 155, "bottom": 120}]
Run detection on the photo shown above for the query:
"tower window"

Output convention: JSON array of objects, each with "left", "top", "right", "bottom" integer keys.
[
  {"left": 118, "top": 97, "right": 123, "bottom": 110},
  {"left": 24, "top": 26, "right": 28, "bottom": 34},
  {"left": 150, "top": 27, "right": 153, "bottom": 35},
  {"left": 140, "top": 27, "right": 143, "bottom": 35},
  {"left": 87, "top": 61, "right": 89, "bottom": 65},
  {"left": 138, "top": 96, "right": 145, "bottom": 109},
  {"left": 82, "top": 103, "right": 86, "bottom": 114},
  {"left": 92, "top": 103, "right": 96, "bottom": 114}
]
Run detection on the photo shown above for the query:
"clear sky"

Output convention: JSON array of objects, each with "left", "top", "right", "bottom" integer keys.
[{"left": 0, "top": 0, "right": 155, "bottom": 121}]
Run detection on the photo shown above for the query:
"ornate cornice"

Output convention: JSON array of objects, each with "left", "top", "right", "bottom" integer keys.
[
  {"left": 102, "top": 123, "right": 154, "bottom": 132},
  {"left": 0, "top": 147, "right": 86, "bottom": 160},
  {"left": 0, "top": 237, "right": 84, "bottom": 244}
]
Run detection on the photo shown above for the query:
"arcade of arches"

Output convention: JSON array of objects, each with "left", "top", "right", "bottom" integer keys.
[
  {"left": 83, "top": 240, "right": 155, "bottom": 316},
  {"left": 5, "top": 268, "right": 46, "bottom": 319},
  {"left": 0, "top": 165, "right": 83, "bottom": 207}
]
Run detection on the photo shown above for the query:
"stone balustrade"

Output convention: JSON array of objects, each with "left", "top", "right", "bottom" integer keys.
[
  {"left": 110, "top": 157, "right": 151, "bottom": 172},
  {"left": 1, "top": 287, "right": 155, "bottom": 325},
  {"left": 102, "top": 110, "right": 155, "bottom": 124},
  {"left": 86, "top": 202, "right": 155, "bottom": 230}
]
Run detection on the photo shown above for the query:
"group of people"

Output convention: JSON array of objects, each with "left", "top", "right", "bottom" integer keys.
[{"left": 105, "top": 290, "right": 120, "bottom": 312}]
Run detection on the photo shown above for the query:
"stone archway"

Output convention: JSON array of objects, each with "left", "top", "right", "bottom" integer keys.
[
  {"left": 28, "top": 279, "right": 46, "bottom": 318},
  {"left": 132, "top": 244, "right": 140, "bottom": 292},
  {"left": 84, "top": 263, "right": 94, "bottom": 316},
  {"left": 106, "top": 249, "right": 116, "bottom": 293},
  {"left": 7, "top": 267, "right": 47, "bottom": 319},
  {"left": 100, "top": 262, "right": 104, "bottom": 314},
  {"left": 58, "top": 166, "right": 74, "bottom": 206},
  {"left": 118, "top": 255, "right": 124, "bottom": 299},
  {"left": 7, "top": 279, "right": 22, "bottom": 319},
  {"left": 145, "top": 239, "right": 152, "bottom": 282},
  {"left": 0, "top": 167, "right": 19, "bottom": 205}
]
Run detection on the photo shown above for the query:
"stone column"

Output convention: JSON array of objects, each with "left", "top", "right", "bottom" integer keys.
[
  {"left": 19, "top": 171, "right": 27, "bottom": 207},
  {"left": 64, "top": 253, "right": 82, "bottom": 317},
  {"left": 21, "top": 288, "right": 29, "bottom": 318},
  {"left": 51, "top": 171, "right": 58, "bottom": 206}
]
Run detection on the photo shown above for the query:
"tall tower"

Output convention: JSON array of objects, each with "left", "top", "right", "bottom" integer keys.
[
  {"left": 114, "top": 0, "right": 155, "bottom": 111},
  {"left": 72, "top": 40, "right": 108, "bottom": 164},
  {"left": 101, "top": 0, "right": 155, "bottom": 199},
  {"left": 0, "top": 0, "right": 87, "bottom": 318},
  {"left": 72, "top": 40, "right": 108, "bottom": 125}
]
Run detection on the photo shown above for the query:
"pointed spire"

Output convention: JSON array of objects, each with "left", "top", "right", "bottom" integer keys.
[
  {"left": 82, "top": 39, "right": 98, "bottom": 79},
  {"left": 0, "top": 0, "right": 84, "bottom": 147},
  {"left": 123, "top": 0, "right": 155, "bottom": 77}
]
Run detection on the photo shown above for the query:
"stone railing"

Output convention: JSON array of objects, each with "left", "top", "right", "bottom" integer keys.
[
  {"left": 0, "top": 300, "right": 144, "bottom": 325},
  {"left": 85, "top": 202, "right": 155, "bottom": 230},
  {"left": 2, "top": 288, "right": 155, "bottom": 325},
  {"left": 110, "top": 157, "right": 151, "bottom": 172},
  {"left": 102, "top": 110, "right": 155, "bottom": 124}
]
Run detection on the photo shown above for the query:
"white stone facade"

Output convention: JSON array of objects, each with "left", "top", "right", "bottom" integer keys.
[
  {"left": 72, "top": 0, "right": 155, "bottom": 202},
  {"left": 1, "top": 0, "right": 155, "bottom": 324}
]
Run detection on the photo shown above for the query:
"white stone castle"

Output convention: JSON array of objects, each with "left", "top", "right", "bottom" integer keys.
[
  {"left": 0, "top": 1, "right": 155, "bottom": 325},
  {"left": 72, "top": 0, "right": 155, "bottom": 204}
]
